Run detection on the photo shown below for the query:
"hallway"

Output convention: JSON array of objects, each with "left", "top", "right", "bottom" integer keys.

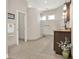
[{"left": 8, "top": 36, "right": 63, "bottom": 59}]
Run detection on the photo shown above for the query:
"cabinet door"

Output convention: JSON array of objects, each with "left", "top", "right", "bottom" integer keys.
[
  {"left": 54, "top": 32, "right": 64, "bottom": 55},
  {"left": 54, "top": 31, "right": 71, "bottom": 55},
  {"left": 64, "top": 32, "right": 71, "bottom": 42}
]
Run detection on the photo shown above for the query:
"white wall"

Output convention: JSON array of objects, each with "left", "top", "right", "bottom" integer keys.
[
  {"left": 70, "top": 1, "right": 73, "bottom": 56},
  {"left": 6, "top": 0, "right": 8, "bottom": 57},
  {"left": 7, "top": 0, "right": 27, "bottom": 46},
  {"left": 27, "top": 8, "right": 41, "bottom": 40},
  {"left": 70, "top": 2, "right": 73, "bottom": 28},
  {"left": 40, "top": 5, "right": 64, "bottom": 35}
]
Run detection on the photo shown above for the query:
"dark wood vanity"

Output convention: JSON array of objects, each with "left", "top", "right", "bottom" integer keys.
[{"left": 54, "top": 30, "right": 71, "bottom": 55}]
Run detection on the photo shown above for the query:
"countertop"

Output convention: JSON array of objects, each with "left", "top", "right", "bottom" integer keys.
[{"left": 54, "top": 29, "right": 71, "bottom": 32}]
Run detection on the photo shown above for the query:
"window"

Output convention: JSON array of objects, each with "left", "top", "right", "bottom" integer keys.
[
  {"left": 40, "top": 16, "right": 46, "bottom": 20},
  {"left": 48, "top": 15, "right": 55, "bottom": 20}
]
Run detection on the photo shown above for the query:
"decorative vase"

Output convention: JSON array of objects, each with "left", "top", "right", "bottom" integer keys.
[{"left": 62, "top": 50, "right": 69, "bottom": 59}]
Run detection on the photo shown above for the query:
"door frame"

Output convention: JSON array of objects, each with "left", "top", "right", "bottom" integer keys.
[{"left": 16, "top": 10, "right": 27, "bottom": 45}]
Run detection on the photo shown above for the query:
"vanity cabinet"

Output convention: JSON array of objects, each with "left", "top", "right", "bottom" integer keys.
[{"left": 54, "top": 31, "right": 71, "bottom": 55}]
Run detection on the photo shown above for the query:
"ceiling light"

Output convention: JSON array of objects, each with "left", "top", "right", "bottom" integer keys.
[
  {"left": 44, "top": 0, "right": 48, "bottom": 4},
  {"left": 28, "top": 4, "right": 32, "bottom": 8}
]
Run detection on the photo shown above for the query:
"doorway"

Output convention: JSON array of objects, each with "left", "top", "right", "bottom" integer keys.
[{"left": 16, "top": 10, "right": 26, "bottom": 45}]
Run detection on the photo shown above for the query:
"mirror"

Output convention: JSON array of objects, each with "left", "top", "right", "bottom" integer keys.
[{"left": 63, "top": 0, "right": 71, "bottom": 29}]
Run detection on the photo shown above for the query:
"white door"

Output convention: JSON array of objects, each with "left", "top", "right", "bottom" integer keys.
[
  {"left": 18, "top": 12, "right": 25, "bottom": 40},
  {"left": 16, "top": 11, "right": 26, "bottom": 45}
]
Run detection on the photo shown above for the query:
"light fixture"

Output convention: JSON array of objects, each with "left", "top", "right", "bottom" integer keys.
[
  {"left": 27, "top": 0, "right": 32, "bottom": 8},
  {"left": 44, "top": 0, "right": 48, "bottom": 4},
  {"left": 63, "top": 4, "right": 67, "bottom": 10},
  {"left": 62, "top": 12, "right": 67, "bottom": 16},
  {"left": 28, "top": 4, "right": 32, "bottom": 8}
]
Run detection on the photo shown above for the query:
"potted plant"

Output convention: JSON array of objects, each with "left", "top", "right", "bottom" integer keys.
[{"left": 56, "top": 36, "right": 72, "bottom": 59}]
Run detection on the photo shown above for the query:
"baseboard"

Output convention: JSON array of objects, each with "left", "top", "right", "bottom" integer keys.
[
  {"left": 42, "top": 34, "right": 53, "bottom": 37},
  {"left": 27, "top": 36, "right": 43, "bottom": 41},
  {"left": 8, "top": 44, "right": 17, "bottom": 49}
]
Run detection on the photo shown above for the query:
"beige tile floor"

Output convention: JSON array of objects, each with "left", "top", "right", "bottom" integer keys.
[{"left": 8, "top": 36, "right": 63, "bottom": 59}]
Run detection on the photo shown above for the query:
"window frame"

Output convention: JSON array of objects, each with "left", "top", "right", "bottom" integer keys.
[
  {"left": 40, "top": 16, "right": 46, "bottom": 21},
  {"left": 48, "top": 15, "right": 55, "bottom": 20}
]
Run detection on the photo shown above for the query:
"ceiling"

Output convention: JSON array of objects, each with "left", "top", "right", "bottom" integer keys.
[{"left": 26, "top": 0, "right": 65, "bottom": 11}]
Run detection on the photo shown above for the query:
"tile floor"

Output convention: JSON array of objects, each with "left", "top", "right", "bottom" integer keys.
[{"left": 8, "top": 35, "right": 63, "bottom": 59}]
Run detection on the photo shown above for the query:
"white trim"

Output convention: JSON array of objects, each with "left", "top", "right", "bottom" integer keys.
[
  {"left": 6, "top": 53, "right": 8, "bottom": 58},
  {"left": 16, "top": 10, "right": 27, "bottom": 45},
  {"left": 16, "top": 11, "right": 19, "bottom": 45}
]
